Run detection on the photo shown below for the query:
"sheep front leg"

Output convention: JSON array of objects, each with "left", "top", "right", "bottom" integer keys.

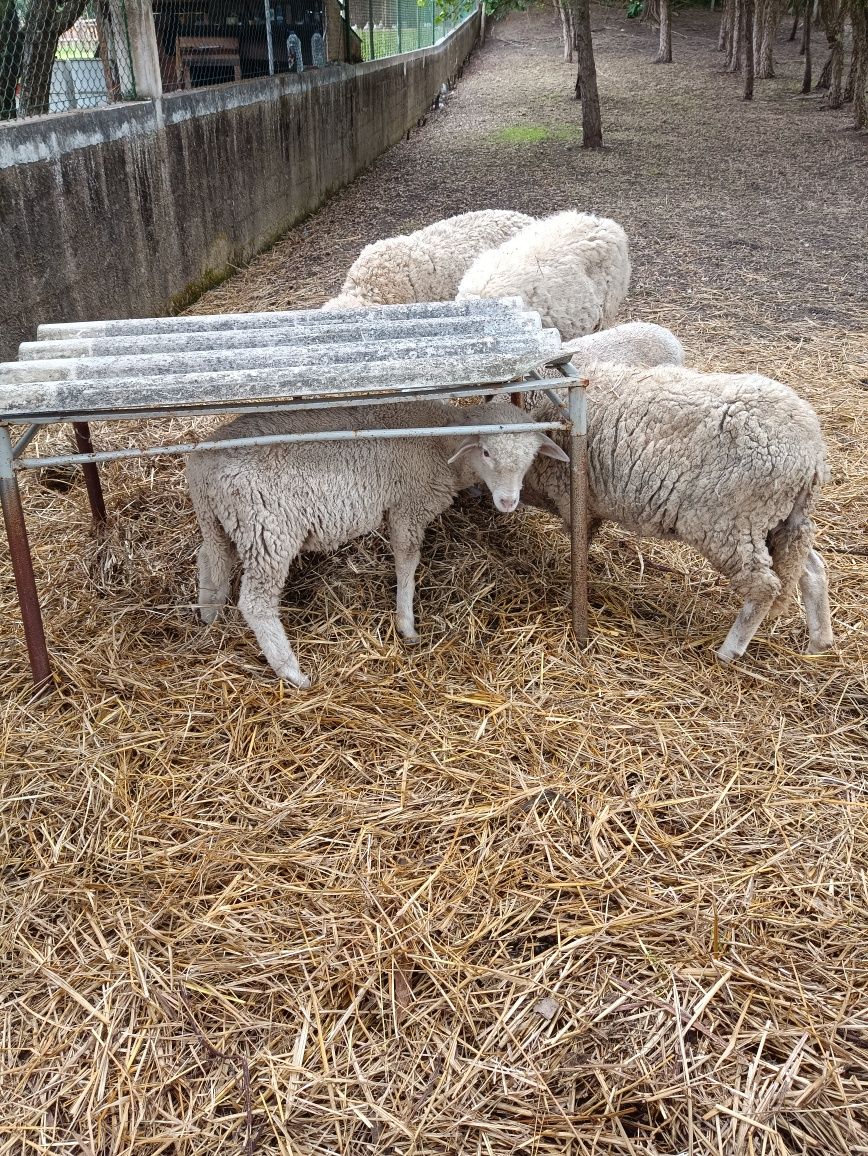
[
  {"left": 237, "top": 565, "right": 311, "bottom": 688},
  {"left": 799, "top": 549, "right": 834, "bottom": 654},
  {"left": 389, "top": 513, "right": 425, "bottom": 645}
]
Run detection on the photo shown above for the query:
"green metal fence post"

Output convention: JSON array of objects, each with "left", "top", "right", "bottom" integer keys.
[
  {"left": 368, "top": 0, "right": 375, "bottom": 58},
  {"left": 431, "top": 0, "right": 435, "bottom": 43},
  {"left": 397, "top": 0, "right": 402, "bottom": 52}
]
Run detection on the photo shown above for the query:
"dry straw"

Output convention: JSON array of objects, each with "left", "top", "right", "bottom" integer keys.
[
  {"left": 2, "top": 311, "right": 866, "bottom": 1155},
  {"left": 3, "top": 9, "right": 868, "bottom": 1153}
]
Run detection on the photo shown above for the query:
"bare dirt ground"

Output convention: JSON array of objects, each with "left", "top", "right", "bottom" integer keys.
[{"left": 3, "top": 8, "right": 868, "bottom": 1155}]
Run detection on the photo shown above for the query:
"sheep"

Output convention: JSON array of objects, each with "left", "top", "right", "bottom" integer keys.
[
  {"left": 321, "top": 210, "right": 535, "bottom": 310},
  {"left": 521, "top": 363, "right": 834, "bottom": 662},
  {"left": 456, "top": 211, "right": 631, "bottom": 342},
  {"left": 186, "top": 400, "right": 568, "bottom": 686},
  {"left": 562, "top": 321, "right": 684, "bottom": 369}
]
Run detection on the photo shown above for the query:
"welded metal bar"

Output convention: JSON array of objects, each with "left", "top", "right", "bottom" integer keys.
[
  {"left": 544, "top": 389, "right": 568, "bottom": 416},
  {"left": 71, "top": 423, "right": 107, "bottom": 526},
  {"left": 567, "top": 378, "right": 589, "bottom": 645},
  {"left": 16, "top": 420, "right": 567, "bottom": 472},
  {"left": 12, "top": 424, "right": 39, "bottom": 459},
  {"left": 0, "top": 425, "right": 51, "bottom": 686}
]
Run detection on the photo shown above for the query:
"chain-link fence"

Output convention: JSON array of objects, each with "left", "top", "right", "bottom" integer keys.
[
  {"left": 0, "top": 0, "right": 477, "bottom": 120},
  {"left": 152, "top": 0, "right": 331, "bottom": 90},
  {"left": 347, "top": 0, "right": 475, "bottom": 61},
  {"left": 1, "top": 0, "right": 136, "bottom": 119}
]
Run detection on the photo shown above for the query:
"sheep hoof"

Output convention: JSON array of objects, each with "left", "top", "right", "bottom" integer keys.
[
  {"left": 279, "top": 668, "right": 311, "bottom": 689},
  {"left": 806, "top": 638, "right": 834, "bottom": 655},
  {"left": 400, "top": 628, "right": 421, "bottom": 646},
  {"left": 714, "top": 645, "right": 738, "bottom": 664},
  {"left": 199, "top": 604, "right": 221, "bottom": 625}
]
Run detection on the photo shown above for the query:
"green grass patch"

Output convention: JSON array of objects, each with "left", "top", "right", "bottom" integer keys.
[{"left": 492, "top": 123, "right": 580, "bottom": 145}]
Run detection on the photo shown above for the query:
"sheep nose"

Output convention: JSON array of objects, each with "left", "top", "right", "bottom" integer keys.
[{"left": 496, "top": 494, "right": 519, "bottom": 513}]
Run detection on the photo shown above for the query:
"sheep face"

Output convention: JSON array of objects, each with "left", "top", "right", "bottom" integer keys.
[{"left": 449, "top": 429, "right": 569, "bottom": 513}]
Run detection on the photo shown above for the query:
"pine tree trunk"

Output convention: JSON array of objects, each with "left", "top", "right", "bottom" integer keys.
[
  {"left": 573, "top": 0, "right": 603, "bottom": 146},
  {"left": 802, "top": 0, "right": 813, "bottom": 89},
  {"left": 853, "top": 0, "right": 867, "bottom": 127},
  {"left": 789, "top": 0, "right": 800, "bottom": 38},
  {"left": 718, "top": 0, "right": 733, "bottom": 49},
  {"left": 744, "top": 0, "right": 756, "bottom": 94},
  {"left": 18, "top": 0, "right": 88, "bottom": 118},
  {"left": 728, "top": 0, "right": 743, "bottom": 68},
  {"left": 844, "top": 16, "right": 858, "bottom": 99},
  {"left": 829, "top": 25, "right": 844, "bottom": 103},
  {"left": 0, "top": 0, "right": 22, "bottom": 120},
  {"left": 757, "top": 0, "right": 778, "bottom": 75},
  {"left": 655, "top": 0, "right": 673, "bottom": 61},
  {"left": 558, "top": 0, "right": 574, "bottom": 62}
]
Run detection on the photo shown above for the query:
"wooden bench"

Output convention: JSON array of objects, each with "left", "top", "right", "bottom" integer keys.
[
  {"left": 0, "top": 299, "right": 588, "bottom": 687},
  {"left": 175, "top": 36, "right": 242, "bottom": 88}
]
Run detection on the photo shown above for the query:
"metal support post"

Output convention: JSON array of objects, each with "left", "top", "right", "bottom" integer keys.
[
  {"left": 72, "top": 423, "right": 108, "bottom": 526},
  {"left": 368, "top": 0, "right": 375, "bottom": 58},
  {"left": 567, "top": 378, "right": 589, "bottom": 645},
  {"left": 0, "top": 425, "right": 51, "bottom": 686},
  {"left": 397, "top": 0, "right": 402, "bottom": 52}
]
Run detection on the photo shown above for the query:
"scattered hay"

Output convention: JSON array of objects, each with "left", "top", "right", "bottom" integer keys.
[{"left": 3, "top": 6, "right": 867, "bottom": 1154}]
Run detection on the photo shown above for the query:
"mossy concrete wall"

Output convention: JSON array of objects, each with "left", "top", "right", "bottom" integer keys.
[{"left": 0, "top": 11, "right": 479, "bottom": 362}]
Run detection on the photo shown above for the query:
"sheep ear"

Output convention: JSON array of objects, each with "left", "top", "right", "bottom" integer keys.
[
  {"left": 537, "top": 435, "right": 570, "bottom": 463},
  {"left": 447, "top": 439, "right": 480, "bottom": 465}
]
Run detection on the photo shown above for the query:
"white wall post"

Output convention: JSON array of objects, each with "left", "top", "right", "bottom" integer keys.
[{"left": 124, "top": 0, "right": 163, "bottom": 100}]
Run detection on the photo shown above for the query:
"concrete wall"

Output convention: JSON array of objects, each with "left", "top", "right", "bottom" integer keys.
[{"left": 0, "top": 11, "right": 479, "bottom": 362}]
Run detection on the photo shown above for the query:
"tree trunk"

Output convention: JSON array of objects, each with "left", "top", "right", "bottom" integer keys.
[
  {"left": 801, "top": 0, "right": 813, "bottom": 89},
  {"left": 0, "top": 0, "right": 23, "bottom": 120},
  {"left": 744, "top": 0, "right": 756, "bottom": 94},
  {"left": 728, "top": 0, "right": 743, "bottom": 68},
  {"left": 655, "top": 0, "right": 673, "bottom": 61},
  {"left": 18, "top": 0, "right": 88, "bottom": 118},
  {"left": 721, "top": 0, "right": 735, "bottom": 49},
  {"left": 829, "top": 25, "right": 844, "bottom": 103},
  {"left": 757, "top": 0, "right": 778, "bottom": 75},
  {"left": 844, "top": 15, "right": 858, "bottom": 99},
  {"left": 800, "top": 0, "right": 811, "bottom": 51},
  {"left": 789, "top": 1, "right": 800, "bottom": 38},
  {"left": 573, "top": 0, "right": 603, "bottom": 146},
  {"left": 557, "top": 0, "right": 573, "bottom": 62},
  {"left": 853, "top": 0, "right": 867, "bottom": 127}
]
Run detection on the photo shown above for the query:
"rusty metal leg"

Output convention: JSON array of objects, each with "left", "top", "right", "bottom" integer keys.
[
  {"left": 568, "top": 379, "right": 589, "bottom": 645},
  {"left": 0, "top": 425, "right": 52, "bottom": 686},
  {"left": 510, "top": 392, "right": 525, "bottom": 409},
  {"left": 72, "top": 423, "right": 107, "bottom": 525}
]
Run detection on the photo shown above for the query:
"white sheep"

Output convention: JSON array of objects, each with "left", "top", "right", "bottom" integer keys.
[
  {"left": 456, "top": 211, "right": 631, "bottom": 341},
  {"left": 187, "top": 400, "right": 568, "bottom": 686},
  {"left": 522, "top": 363, "right": 833, "bottom": 662},
  {"left": 562, "top": 321, "right": 684, "bottom": 368},
  {"left": 320, "top": 210, "right": 535, "bottom": 310}
]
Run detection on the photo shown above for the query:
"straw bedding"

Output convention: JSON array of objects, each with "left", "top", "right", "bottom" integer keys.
[{"left": 2, "top": 7, "right": 867, "bottom": 1155}]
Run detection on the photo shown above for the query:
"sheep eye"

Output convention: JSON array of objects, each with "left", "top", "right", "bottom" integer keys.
[{"left": 482, "top": 448, "right": 491, "bottom": 460}]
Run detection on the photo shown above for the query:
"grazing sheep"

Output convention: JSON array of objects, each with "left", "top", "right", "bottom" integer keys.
[
  {"left": 187, "top": 400, "right": 568, "bottom": 686},
  {"left": 456, "top": 211, "right": 631, "bottom": 341},
  {"left": 321, "top": 210, "right": 535, "bottom": 310},
  {"left": 522, "top": 364, "right": 833, "bottom": 661},
  {"left": 562, "top": 321, "right": 684, "bottom": 369}
]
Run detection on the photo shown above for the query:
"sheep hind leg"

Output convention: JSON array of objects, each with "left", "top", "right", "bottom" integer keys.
[
  {"left": 389, "top": 513, "right": 425, "bottom": 644},
  {"left": 715, "top": 565, "right": 781, "bottom": 663},
  {"left": 197, "top": 535, "right": 234, "bottom": 625},
  {"left": 799, "top": 549, "right": 834, "bottom": 654},
  {"left": 237, "top": 562, "right": 310, "bottom": 688}
]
